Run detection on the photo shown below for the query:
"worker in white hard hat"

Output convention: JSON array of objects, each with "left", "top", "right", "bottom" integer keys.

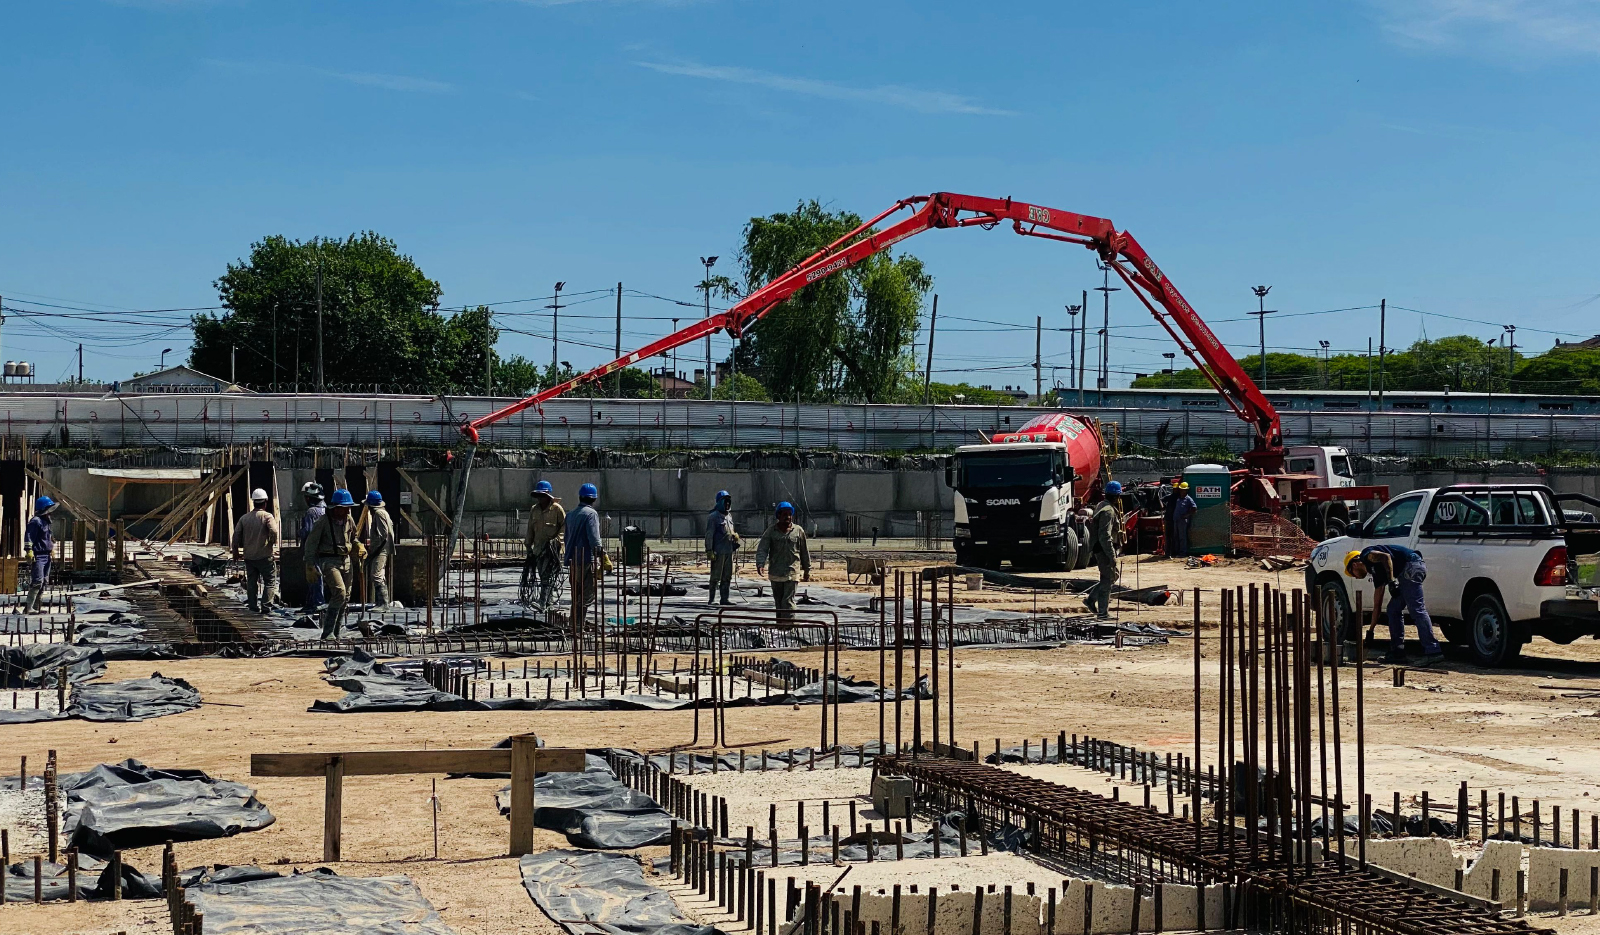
[{"left": 231, "top": 488, "right": 281, "bottom": 613}]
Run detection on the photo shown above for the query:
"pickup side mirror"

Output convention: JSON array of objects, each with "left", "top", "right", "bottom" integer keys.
[{"left": 944, "top": 462, "right": 954, "bottom": 489}]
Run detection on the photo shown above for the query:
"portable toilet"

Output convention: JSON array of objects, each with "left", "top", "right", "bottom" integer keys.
[{"left": 1181, "top": 463, "right": 1232, "bottom": 555}]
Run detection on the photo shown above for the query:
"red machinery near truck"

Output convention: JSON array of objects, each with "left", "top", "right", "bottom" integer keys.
[{"left": 445, "top": 192, "right": 1387, "bottom": 563}]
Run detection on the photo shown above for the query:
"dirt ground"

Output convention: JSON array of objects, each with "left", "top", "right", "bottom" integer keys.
[{"left": 6, "top": 550, "right": 1600, "bottom": 933}]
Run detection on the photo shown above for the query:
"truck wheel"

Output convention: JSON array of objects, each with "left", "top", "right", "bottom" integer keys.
[
  {"left": 1074, "top": 527, "right": 1092, "bottom": 569},
  {"left": 1060, "top": 528, "right": 1080, "bottom": 572},
  {"left": 1316, "top": 579, "right": 1353, "bottom": 643},
  {"left": 1467, "top": 593, "right": 1523, "bottom": 667}
]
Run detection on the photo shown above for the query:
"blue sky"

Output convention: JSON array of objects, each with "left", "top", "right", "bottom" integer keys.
[{"left": 4, "top": 0, "right": 1600, "bottom": 388}]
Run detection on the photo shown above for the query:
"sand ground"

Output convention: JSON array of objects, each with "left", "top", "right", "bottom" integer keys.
[{"left": 5, "top": 552, "right": 1600, "bottom": 933}]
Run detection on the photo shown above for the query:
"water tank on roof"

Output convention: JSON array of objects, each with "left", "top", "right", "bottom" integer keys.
[
  {"left": 3, "top": 362, "right": 15, "bottom": 378},
  {"left": 18, "top": 362, "right": 33, "bottom": 377}
]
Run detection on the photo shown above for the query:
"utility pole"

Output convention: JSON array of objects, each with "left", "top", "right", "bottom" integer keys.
[
  {"left": 1250, "top": 285, "right": 1273, "bottom": 389},
  {"left": 1377, "top": 298, "right": 1387, "bottom": 405},
  {"left": 77, "top": 344, "right": 83, "bottom": 384},
  {"left": 1095, "top": 264, "right": 1119, "bottom": 402},
  {"left": 485, "top": 305, "right": 494, "bottom": 396},
  {"left": 1034, "top": 315, "right": 1042, "bottom": 403},
  {"left": 1503, "top": 324, "right": 1517, "bottom": 389},
  {"left": 271, "top": 301, "right": 278, "bottom": 391},
  {"left": 700, "top": 256, "right": 717, "bottom": 398},
  {"left": 314, "top": 241, "right": 325, "bottom": 393},
  {"left": 923, "top": 294, "right": 938, "bottom": 404},
  {"left": 548, "top": 282, "right": 566, "bottom": 374},
  {"left": 230, "top": 344, "right": 235, "bottom": 385},
  {"left": 1078, "top": 289, "right": 1087, "bottom": 406},
  {"left": 613, "top": 283, "right": 624, "bottom": 397},
  {"left": 0, "top": 294, "right": 5, "bottom": 379},
  {"left": 1366, "top": 337, "right": 1373, "bottom": 408},
  {"left": 1065, "top": 302, "right": 1079, "bottom": 403},
  {"left": 671, "top": 318, "right": 679, "bottom": 396},
  {"left": 1319, "top": 340, "right": 1330, "bottom": 389}
]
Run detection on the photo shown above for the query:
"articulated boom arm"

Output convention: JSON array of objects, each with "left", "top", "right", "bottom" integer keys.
[{"left": 459, "top": 192, "right": 1283, "bottom": 462}]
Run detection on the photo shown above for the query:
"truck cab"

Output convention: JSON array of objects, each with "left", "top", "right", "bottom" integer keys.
[
  {"left": 948, "top": 442, "right": 1087, "bottom": 570},
  {"left": 1307, "top": 484, "right": 1600, "bottom": 666},
  {"left": 1282, "top": 445, "right": 1360, "bottom": 540}
]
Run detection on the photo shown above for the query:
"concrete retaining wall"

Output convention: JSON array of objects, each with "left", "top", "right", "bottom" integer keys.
[{"left": 845, "top": 879, "right": 1225, "bottom": 934}]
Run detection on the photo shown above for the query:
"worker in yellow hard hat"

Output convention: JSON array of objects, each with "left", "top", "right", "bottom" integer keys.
[
  {"left": 1171, "top": 481, "right": 1197, "bottom": 559},
  {"left": 1345, "top": 545, "right": 1442, "bottom": 666}
]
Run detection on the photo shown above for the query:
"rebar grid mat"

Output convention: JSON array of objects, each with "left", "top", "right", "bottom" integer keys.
[{"left": 880, "top": 755, "right": 1553, "bottom": 935}]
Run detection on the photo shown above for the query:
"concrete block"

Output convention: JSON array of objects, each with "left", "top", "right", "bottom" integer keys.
[
  {"left": 1155, "top": 882, "right": 1226, "bottom": 932},
  {"left": 851, "top": 888, "right": 1043, "bottom": 935},
  {"left": 872, "top": 776, "right": 914, "bottom": 819},
  {"left": 1529, "top": 847, "right": 1600, "bottom": 911},
  {"left": 1087, "top": 881, "right": 1154, "bottom": 935},
  {"left": 1363, "top": 837, "right": 1462, "bottom": 889},
  {"left": 1463, "top": 839, "right": 1521, "bottom": 901}
]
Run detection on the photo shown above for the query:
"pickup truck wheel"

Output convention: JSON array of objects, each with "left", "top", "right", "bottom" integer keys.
[
  {"left": 1468, "top": 593, "right": 1523, "bottom": 667},
  {"left": 1317, "top": 580, "right": 1353, "bottom": 643}
]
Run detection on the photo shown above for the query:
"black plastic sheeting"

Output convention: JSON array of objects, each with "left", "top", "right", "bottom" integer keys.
[
  {"left": 0, "top": 674, "right": 202, "bottom": 724},
  {"left": 43, "top": 759, "right": 276, "bottom": 858},
  {"left": 495, "top": 753, "right": 673, "bottom": 849},
  {"left": 1, "top": 644, "right": 106, "bottom": 688},
  {"left": 188, "top": 867, "right": 459, "bottom": 934},
  {"left": 1, "top": 853, "right": 105, "bottom": 902},
  {"left": 521, "top": 849, "right": 720, "bottom": 935},
  {"left": 311, "top": 650, "right": 932, "bottom": 714}
]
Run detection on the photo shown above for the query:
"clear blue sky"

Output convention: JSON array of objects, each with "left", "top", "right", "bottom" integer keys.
[{"left": 4, "top": 0, "right": 1600, "bottom": 388}]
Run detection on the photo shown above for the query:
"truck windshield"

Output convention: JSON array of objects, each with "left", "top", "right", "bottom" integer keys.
[
  {"left": 957, "top": 453, "right": 1054, "bottom": 488},
  {"left": 1330, "top": 455, "right": 1354, "bottom": 478}
]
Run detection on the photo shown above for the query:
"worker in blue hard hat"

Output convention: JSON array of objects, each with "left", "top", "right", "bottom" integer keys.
[
  {"left": 24, "top": 496, "right": 57, "bottom": 613},
  {"left": 755, "top": 501, "right": 810, "bottom": 616},
  {"left": 704, "top": 489, "right": 739, "bottom": 605},
  {"left": 1085, "top": 480, "right": 1125, "bottom": 619},
  {"left": 359, "top": 489, "right": 396, "bottom": 608},
  {"left": 564, "top": 482, "right": 603, "bottom": 622},
  {"left": 523, "top": 480, "right": 565, "bottom": 611},
  {"left": 305, "top": 487, "right": 356, "bottom": 638}
]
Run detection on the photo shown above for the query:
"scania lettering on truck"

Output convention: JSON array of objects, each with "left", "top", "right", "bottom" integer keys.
[{"left": 947, "top": 413, "right": 1102, "bottom": 571}]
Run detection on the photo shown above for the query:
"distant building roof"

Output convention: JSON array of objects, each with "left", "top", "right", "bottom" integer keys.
[
  {"left": 1562, "top": 334, "right": 1600, "bottom": 350},
  {"left": 114, "top": 366, "right": 248, "bottom": 395}
]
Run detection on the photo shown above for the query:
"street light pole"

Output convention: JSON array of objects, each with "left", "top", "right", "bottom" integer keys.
[
  {"left": 1078, "top": 289, "right": 1087, "bottom": 406},
  {"left": 1250, "top": 285, "right": 1274, "bottom": 388},
  {"left": 1319, "top": 340, "right": 1330, "bottom": 389},
  {"left": 548, "top": 282, "right": 566, "bottom": 374},
  {"left": 1094, "top": 263, "right": 1120, "bottom": 403},
  {"left": 1065, "top": 302, "right": 1081, "bottom": 401},
  {"left": 700, "top": 256, "right": 717, "bottom": 399},
  {"left": 1503, "top": 324, "right": 1518, "bottom": 389}
]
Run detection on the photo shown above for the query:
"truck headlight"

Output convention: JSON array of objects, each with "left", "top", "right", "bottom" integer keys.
[
  {"left": 955, "top": 523, "right": 972, "bottom": 539},
  {"left": 1039, "top": 520, "right": 1060, "bottom": 537}
]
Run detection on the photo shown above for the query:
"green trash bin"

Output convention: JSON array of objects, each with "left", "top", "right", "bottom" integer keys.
[
  {"left": 1181, "top": 463, "right": 1232, "bottom": 556},
  {"left": 621, "top": 525, "right": 647, "bottom": 567}
]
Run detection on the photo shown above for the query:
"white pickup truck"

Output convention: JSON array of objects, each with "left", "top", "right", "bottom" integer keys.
[{"left": 1305, "top": 484, "right": 1600, "bottom": 666}]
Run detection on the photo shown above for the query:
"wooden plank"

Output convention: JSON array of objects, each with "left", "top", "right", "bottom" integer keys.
[
  {"left": 509, "top": 734, "right": 539, "bottom": 856},
  {"left": 251, "top": 747, "right": 585, "bottom": 778},
  {"left": 394, "top": 467, "right": 454, "bottom": 530},
  {"left": 323, "top": 755, "right": 343, "bottom": 862}
]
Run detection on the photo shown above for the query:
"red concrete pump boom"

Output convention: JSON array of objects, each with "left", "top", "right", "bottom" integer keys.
[{"left": 460, "top": 192, "right": 1286, "bottom": 467}]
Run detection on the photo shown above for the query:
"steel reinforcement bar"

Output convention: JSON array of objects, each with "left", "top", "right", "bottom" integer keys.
[{"left": 879, "top": 755, "right": 1551, "bottom": 935}]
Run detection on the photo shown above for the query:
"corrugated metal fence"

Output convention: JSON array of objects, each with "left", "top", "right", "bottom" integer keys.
[{"left": 11, "top": 393, "right": 1600, "bottom": 455}]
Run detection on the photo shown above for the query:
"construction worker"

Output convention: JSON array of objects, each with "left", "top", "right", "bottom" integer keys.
[
  {"left": 305, "top": 488, "right": 356, "bottom": 639},
  {"left": 361, "top": 490, "right": 395, "bottom": 608},
  {"left": 1171, "top": 481, "right": 1197, "bottom": 559},
  {"left": 704, "top": 489, "right": 739, "bottom": 605},
  {"left": 1345, "top": 546, "right": 1443, "bottom": 666},
  {"left": 524, "top": 480, "right": 565, "bottom": 610},
  {"left": 231, "top": 489, "right": 280, "bottom": 613},
  {"left": 755, "top": 501, "right": 810, "bottom": 615},
  {"left": 24, "top": 496, "right": 56, "bottom": 613},
  {"left": 1086, "top": 481, "right": 1123, "bottom": 619},
  {"left": 563, "top": 483, "right": 603, "bottom": 622},
  {"left": 298, "top": 482, "right": 326, "bottom": 613}
]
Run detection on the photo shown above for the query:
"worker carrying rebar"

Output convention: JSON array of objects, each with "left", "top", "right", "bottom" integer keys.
[
  {"left": 297, "top": 481, "right": 327, "bottom": 613},
  {"left": 1086, "top": 481, "right": 1123, "bottom": 619},
  {"left": 564, "top": 482, "right": 603, "bottom": 622},
  {"left": 1345, "top": 546, "right": 1443, "bottom": 666},
  {"left": 305, "top": 488, "right": 356, "bottom": 639},
  {"left": 704, "top": 489, "right": 739, "bottom": 605},
  {"left": 755, "top": 501, "right": 810, "bottom": 616},
  {"left": 24, "top": 496, "right": 56, "bottom": 613},
  {"left": 231, "top": 488, "right": 280, "bottom": 613},
  {"left": 361, "top": 490, "right": 395, "bottom": 608},
  {"left": 1170, "top": 481, "right": 1197, "bottom": 559},
  {"left": 524, "top": 480, "right": 565, "bottom": 611}
]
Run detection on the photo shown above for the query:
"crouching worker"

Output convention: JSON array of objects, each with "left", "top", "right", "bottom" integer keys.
[
  {"left": 1345, "top": 545, "right": 1443, "bottom": 666},
  {"left": 755, "top": 501, "right": 810, "bottom": 616}
]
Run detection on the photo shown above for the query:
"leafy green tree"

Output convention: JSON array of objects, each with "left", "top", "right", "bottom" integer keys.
[
  {"left": 737, "top": 200, "right": 931, "bottom": 403},
  {"left": 918, "top": 382, "right": 1023, "bottom": 405},
  {"left": 690, "top": 372, "right": 771, "bottom": 401},
  {"left": 1515, "top": 347, "right": 1600, "bottom": 395},
  {"left": 194, "top": 233, "right": 506, "bottom": 391}
]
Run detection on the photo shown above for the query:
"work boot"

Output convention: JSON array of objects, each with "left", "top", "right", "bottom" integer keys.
[
  {"left": 1412, "top": 651, "right": 1444, "bottom": 668},
  {"left": 1384, "top": 646, "right": 1408, "bottom": 665}
]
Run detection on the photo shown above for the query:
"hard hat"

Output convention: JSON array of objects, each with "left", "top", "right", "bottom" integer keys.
[
  {"left": 301, "top": 481, "right": 323, "bottom": 498},
  {"left": 579, "top": 482, "right": 599, "bottom": 501},
  {"left": 1104, "top": 481, "right": 1123, "bottom": 496},
  {"left": 365, "top": 490, "right": 384, "bottom": 506},
  {"left": 533, "top": 480, "right": 553, "bottom": 495},
  {"left": 776, "top": 501, "right": 794, "bottom": 516},
  {"left": 1176, "top": 481, "right": 1190, "bottom": 490},
  {"left": 716, "top": 489, "right": 731, "bottom": 502},
  {"left": 34, "top": 495, "right": 56, "bottom": 514},
  {"left": 328, "top": 489, "right": 356, "bottom": 507},
  {"left": 1344, "top": 550, "right": 1365, "bottom": 573},
  {"left": 250, "top": 488, "right": 269, "bottom": 502}
]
